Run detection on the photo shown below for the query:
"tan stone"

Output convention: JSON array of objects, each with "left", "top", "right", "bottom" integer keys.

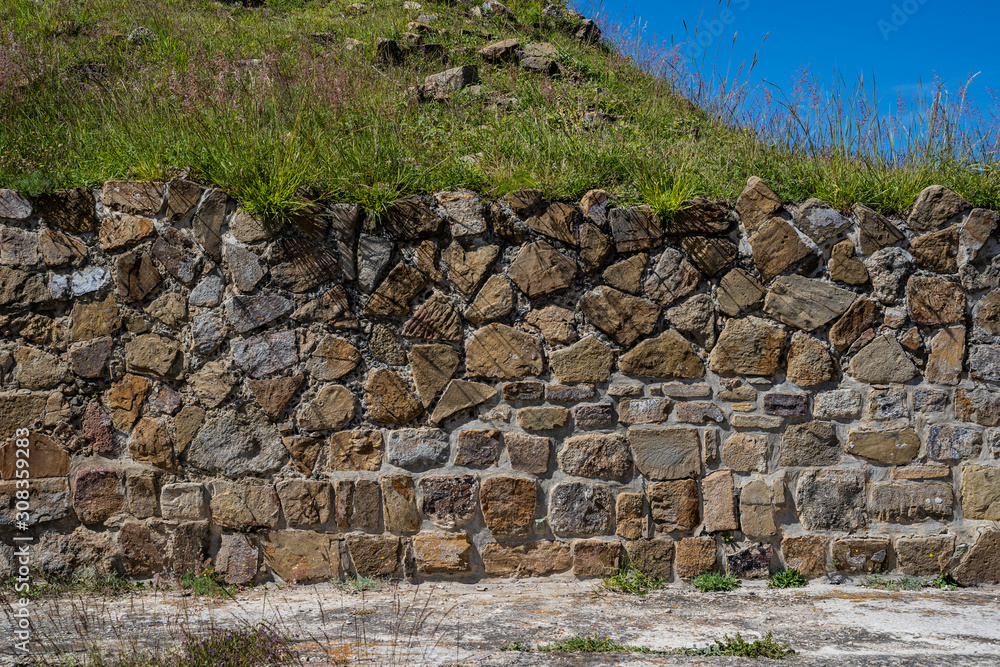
[
  {"left": 0, "top": 432, "right": 70, "bottom": 479},
  {"left": 644, "top": 247, "right": 701, "bottom": 308},
  {"left": 506, "top": 433, "right": 550, "bottom": 474},
  {"left": 115, "top": 250, "right": 161, "bottom": 302},
  {"left": 717, "top": 267, "right": 765, "bottom": 316},
  {"left": 291, "top": 286, "right": 358, "bottom": 329},
  {"left": 174, "top": 405, "right": 204, "bottom": 452},
  {"left": 846, "top": 428, "right": 920, "bottom": 464},
  {"left": 579, "top": 222, "right": 613, "bottom": 274},
  {"left": 71, "top": 293, "right": 120, "bottom": 341},
  {"left": 187, "top": 361, "right": 235, "bottom": 409},
  {"left": 517, "top": 406, "right": 570, "bottom": 431},
  {"left": 464, "top": 274, "right": 513, "bottom": 324},
  {"left": 735, "top": 176, "right": 782, "bottom": 231},
  {"left": 403, "top": 291, "right": 463, "bottom": 341},
  {"left": 40, "top": 228, "right": 87, "bottom": 268},
  {"left": 128, "top": 416, "right": 174, "bottom": 468},
  {"left": 363, "top": 263, "right": 428, "bottom": 317},
  {"left": 831, "top": 538, "right": 890, "bottom": 574},
  {"left": 381, "top": 474, "right": 420, "bottom": 533},
  {"left": 676, "top": 536, "right": 717, "bottom": 578},
  {"left": 702, "top": 471, "right": 738, "bottom": 532},
  {"left": 680, "top": 236, "right": 737, "bottom": 277},
  {"left": 649, "top": 480, "right": 698, "bottom": 532},
  {"left": 296, "top": 385, "right": 355, "bottom": 431},
  {"left": 481, "top": 541, "right": 572, "bottom": 576},
  {"left": 466, "top": 323, "right": 544, "bottom": 379},
  {"left": 99, "top": 214, "right": 154, "bottom": 251},
  {"left": 262, "top": 530, "right": 340, "bottom": 583},
  {"left": 347, "top": 535, "right": 403, "bottom": 578},
  {"left": 764, "top": 275, "right": 856, "bottom": 331},
  {"left": 926, "top": 326, "right": 966, "bottom": 385},
  {"left": 616, "top": 492, "right": 646, "bottom": 540},
  {"left": 125, "top": 334, "right": 183, "bottom": 380},
  {"left": 276, "top": 479, "right": 333, "bottom": 527},
  {"left": 906, "top": 276, "right": 966, "bottom": 325},
  {"left": 524, "top": 305, "right": 577, "bottom": 344},
  {"left": 549, "top": 335, "right": 615, "bottom": 383},
  {"left": 907, "top": 184, "right": 969, "bottom": 231},
  {"left": 603, "top": 254, "right": 647, "bottom": 294},
  {"left": 209, "top": 480, "right": 279, "bottom": 529},
  {"left": 557, "top": 432, "right": 631, "bottom": 479},
  {"left": 72, "top": 468, "right": 125, "bottom": 524},
  {"left": 409, "top": 344, "right": 460, "bottom": 408},
  {"left": 107, "top": 374, "right": 151, "bottom": 430},
  {"left": 619, "top": 330, "right": 704, "bottom": 379},
  {"left": 579, "top": 286, "right": 660, "bottom": 347},
  {"left": 627, "top": 538, "right": 675, "bottom": 581},
  {"left": 364, "top": 369, "right": 423, "bottom": 425},
  {"left": 829, "top": 239, "right": 869, "bottom": 284},
  {"left": 13, "top": 346, "right": 71, "bottom": 390},
  {"left": 910, "top": 226, "right": 959, "bottom": 273},
  {"left": 305, "top": 335, "right": 360, "bottom": 381},
  {"left": 429, "top": 379, "right": 496, "bottom": 423},
  {"left": 954, "top": 530, "right": 1000, "bottom": 585},
  {"left": 481, "top": 476, "right": 536, "bottom": 538},
  {"left": 628, "top": 427, "right": 701, "bottom": 480},
  {"left": 848, "top": 333, "right": 918, "bottom": 384},
  {"left": 442, "top": 242, "right": 500, "bottom": 295},
  {"left": 870, "top": 481, "right": 953, "bottom": 521},
  {"left": 829, "top": 296, "right": 877, "bottom": 351},
  {"left": 327, "top": 429, "right": 383, "bottom": 471},
  {"left": 749, "top": 218, "right": 812, "bottom": 280},
  {"left": 781, "top": 535, "right": 827, "bottom": 577},
  {"left": 786, "top": 332, "right": 836, "bottom": 386},
  {"left": 248, "top": 375, "right": 305, "bottom": 420},
  {"left": 608, "top": 206, "right": 663, "bottom": 252},
  {"left": 507, "top": 241, "right": 575, "bottom": 298},
  {"left": 572, "top": 539, "right": 624, "bottom": 578},
  {"left": 722, "top": 433, "right": 769, "bottom": 473},
  {"left": 709, "top": 317, "right": 786, "bottom": 376},
  {"left": 961, "top": 465, "right": 1000, "bottom": 520}
]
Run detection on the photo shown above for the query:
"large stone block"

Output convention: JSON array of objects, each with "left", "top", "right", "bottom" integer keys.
[
  {"left": 795, "top": 468, "right": 867, "bottom": 531},
  {"left": 628, "top": 427, "right": 701, "bottom": 480},
  {"left": 549, "top": 482, "right": 613, "bottom": 536}
]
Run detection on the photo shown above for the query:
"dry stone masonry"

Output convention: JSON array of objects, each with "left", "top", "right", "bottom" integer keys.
[{"left": 1, "top": 177, "right": 999, "bottom": 585}]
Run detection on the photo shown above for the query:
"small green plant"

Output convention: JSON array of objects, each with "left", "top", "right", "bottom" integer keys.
[
  {"left": 691, "top": 572, "right": 742, "bottom": 592},
  {"left": 720, "top": 531, "right": 735, "bottom": 543},
  {"left": 601, "top": 564, "right": 666, "bottom": 596},
  {"left": 631, "top": 167, "right": 698, "bottom": 223},
  {"left": 768, "top": 568, "right": 808, "bottom": 589},
  {"left": 676, "top": 631, "right": 795, "bottom": 658},
  {"left": 498, "top": 641, "right": 532, "bottom": 652},
  {"left": 337, "top": 575, "right": 384, "bottom": 592},
  {"left": 179, "top": 568, "right": 236, "bottom": 598},
  {"left": 930, "top": 573, "right": 958, "bottom": 590},
  {"left": 860, "top": 574, "right": 923, "bottom": 591},
  {"left": 537, "top": 634, "right": 665, "bottom": 654}
]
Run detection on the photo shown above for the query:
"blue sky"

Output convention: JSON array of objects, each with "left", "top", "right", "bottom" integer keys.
[{"left": 575, "top": 0, "right": 1000, "bottom": 114}]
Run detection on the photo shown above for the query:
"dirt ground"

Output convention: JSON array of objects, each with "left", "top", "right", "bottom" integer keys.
[{"left": 7, "top": 578, "right": 1000, "bottom": 666}]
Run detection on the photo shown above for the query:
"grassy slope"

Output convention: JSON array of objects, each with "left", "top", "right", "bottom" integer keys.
[{"left": 1, "top": 0, "right": 998, "bottom": 222}]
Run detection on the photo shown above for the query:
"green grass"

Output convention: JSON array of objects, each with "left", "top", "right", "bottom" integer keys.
[
  {"left": 497, "top": 641, "right": 532, "bottom": 652},
  {"left": 860, "top": 574, "right": 924, "bottom": 591},
  {"left": 675, "top": 631, "right": 795, "bottom": 659},
  {"left": 537, "top": 634, "right": 665, "bottom": 654},
  {"left": 178, "top": 569, "right": 236, "bottom": 597},
  {"left": 691, "top": 572, "right": 741, "bottom": 592},
  {"left": 337, "top": 574, "right": 384, "bottom": 592},
  {"left": 929, "top": 573, "right": 959, "bottom": 590},
  {"left": 32, "top": 625, "right": 297, "bottom": 666},
  {"left": 1, "top": 0, "right": 999, "bottom": 224},
  {"left": 600, "top": 564, "right": 666, "bottom": 596},
  {"left": 768, "top": 568, "right": 809, "bottom": 589},
  {"left": 4, "top": 569, "right": 146, "bottom": 600}
]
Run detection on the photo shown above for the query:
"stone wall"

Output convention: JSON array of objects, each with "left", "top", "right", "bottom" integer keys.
[{"left": 1, "top": 177, "right": 999, "bottom": 585}]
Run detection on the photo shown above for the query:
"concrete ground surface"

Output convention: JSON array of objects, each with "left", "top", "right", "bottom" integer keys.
[{"left": 5, "top": 578, "right": 1000, "bottom": 666}]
